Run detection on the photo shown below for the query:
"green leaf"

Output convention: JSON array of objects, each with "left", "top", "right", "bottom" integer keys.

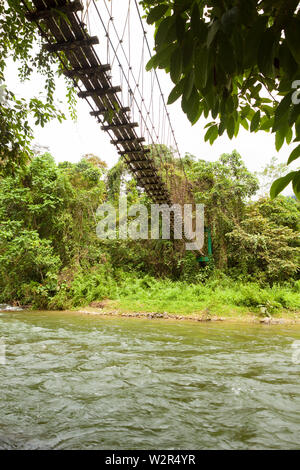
[
  {"left": 285, "top": 18, "right": 300, "bottom": 65},
  {"left": 176, "top": 15, "right": 185, "bottom": 41},
  {"left": 221, "top": 7, "right": 239, "bottom": 35},
  {"left": 287, "top": 144, "right": 300, "bottom": 165},
  {"left": 147, "top": 5, "right": 169, "bottom": 25},
  {"left": 218, "top": 118, "right": 226, "bottom": 136},
  {"left": 259, "top": 116, "right": 273, "bottom": 131},
  {"left": 292, "top": 171, "right": 300, "bottom": 200},
  {"left": 205, "top": 124, "right": 218, "bottom": 145},
  {"left": 182, "top": 32, "right": 194, "bottom": 69},
  {"left": 270, "top": 171, "right": 297, "bottom": 199},
  {"left": 279, "top": 41, "right": 298, "bottom": 77},
  {"left": 170, "top": 49, "right": 182, "bottom": 83},
  {"left": 146, "top": 56, "right": 156, "bottom": 71},
  {"left": 186, "top": 88, "right": 201, "bottom": 124},
  {"left": 275, "top": 130, "right": 284, "bottom": 151},
  {"left": 241, "top": 119, "right": 249, "bottom": 131},
  {"left": 148, "top": 44, "right": 176, "bottom": 70},
  {"left": 204, "top": 125, "right": 215, "bottom": 141},
  {"left": 225, "top": 96, "right": 234, "bottom": 114},
  {"left": 258, "top": 28, "right": 276, "bottom": 77},
  {"left": 155, "top": 16, "right": 175, "bottom": 48},
  {"left": 273, "top": 93, "right": 292, "bottom": 132},
  {"left": 250, "top": 110, "right": 260, "bottom": 132},
  {"left": 167, "top": 80, "right": 184, "bottom": 105},
  {"left": 183, "top": 71, "right": 194, "bottom": 101},
  {"left": 227, "top": 116, "right": 235, "bottom": 139},
  {"left": 207, "top": 20, "right": 220, "bottom": 48},
  {"left": 244, "top": 16, "right": 267, "bottom": 68},
  {"left": 194, "top": 46, "right": 208, "bottom": 90},
  {"left": 286, "top": 127, "right": 293, "bottom": 145},
  {"left": 191, "top": 3, "right": 200, "bottom": 34},
  {"left": 218, "top": 34, "right": 236, "bottom": 75}
]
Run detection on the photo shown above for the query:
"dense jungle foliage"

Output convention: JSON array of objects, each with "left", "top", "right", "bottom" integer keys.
[
  {"left": 0, "top": 150, "right": 299, "bottom": 315},
  {"left": 0, "top": 1, "right": 299, "bottom": 316}
]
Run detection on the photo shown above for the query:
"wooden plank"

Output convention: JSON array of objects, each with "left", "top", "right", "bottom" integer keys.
[
  {"left": 26, "top": 1, "right": 84, "bottom": 21},
  {"left": 138, "top": 176, "right": 160, "bottom": 183},
  {"left": 112, "top": 137, "right": 144, "bottom": 145},
  {"left": 90, "top": 107, "right": 130, "bottom": 117},
  {"left": 125, "top": 159, "right": 150, "bottom": 165},
  {"left": 130, "top": 168, "right": 155, "bottom": 174},
  {"left": 44, "top": 37, "right": 99, "bottom": 53},
  {"left": 118, "top": 149, "right": 150, "bottom": 156},
  {"left": 78, "top": 86, "right": 121, "bottom": 98},
  {"left": 102, "top": 123, "right": 138, "bottom": 131},
  {"left": 141, "top": 182, "right": 165, "bottom": 189},
  {"left": 63, "top": 64, "right": 111, "bottom": 78}
]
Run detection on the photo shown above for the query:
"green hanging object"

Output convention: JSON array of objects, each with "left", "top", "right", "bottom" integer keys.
[{"left": 197, "top": 227, "right": 213, "bottom": 263}]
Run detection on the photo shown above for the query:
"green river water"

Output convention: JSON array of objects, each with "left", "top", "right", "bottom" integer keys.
[{"left": 0, "top": 310, "right": 299, "bottom": 450}]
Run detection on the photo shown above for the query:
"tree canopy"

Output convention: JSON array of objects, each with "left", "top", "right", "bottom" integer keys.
[{"left": 141, "top": 0, "right": 300, "bottom": 198}]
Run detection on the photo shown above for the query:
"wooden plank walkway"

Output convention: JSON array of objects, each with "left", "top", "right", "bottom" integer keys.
[{"left": 26, "top": 0, "right": 172, "bottom": 205}]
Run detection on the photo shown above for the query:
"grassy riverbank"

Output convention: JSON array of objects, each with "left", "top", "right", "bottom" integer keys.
[
  {"left": 1, "top": 154, "right": 299, "bottom": 317},
  {"left": 68, "top": 275, "right": 300, "bottom": 323}
]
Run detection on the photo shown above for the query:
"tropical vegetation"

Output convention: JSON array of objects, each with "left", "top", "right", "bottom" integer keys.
[{"left": 0, "top": 151, "right": 299, "bottom": 316}]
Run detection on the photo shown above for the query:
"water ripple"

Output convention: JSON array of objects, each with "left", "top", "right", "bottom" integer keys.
[{"left": 0, "top": 312, "right": 300, "bottom": 449}]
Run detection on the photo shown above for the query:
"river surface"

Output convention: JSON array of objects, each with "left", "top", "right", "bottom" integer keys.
[{"left": 0, "top": 310, "right": 300, "bottom": 450}]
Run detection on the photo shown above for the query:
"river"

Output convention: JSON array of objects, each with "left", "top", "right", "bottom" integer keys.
[{"left": 0, "top": 310, "right": 299, "bottom": 449}]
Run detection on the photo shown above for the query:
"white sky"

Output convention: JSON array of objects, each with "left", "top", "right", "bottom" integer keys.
[{"left": 4, "top": 0, "right": 298, "bottom": 194}]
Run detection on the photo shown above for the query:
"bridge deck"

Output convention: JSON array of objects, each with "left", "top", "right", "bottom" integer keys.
[{"left": 27, "top": 0, "right": 172, "bottom": 204}]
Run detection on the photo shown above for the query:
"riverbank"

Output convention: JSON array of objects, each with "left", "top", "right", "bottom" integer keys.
[{"left": 75, "top": 300, "right": 300, "bottom": 325}]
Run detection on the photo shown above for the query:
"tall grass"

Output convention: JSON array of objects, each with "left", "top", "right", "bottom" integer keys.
[{"left": 50, "top": 267, "right": 300, "bottom": 317}]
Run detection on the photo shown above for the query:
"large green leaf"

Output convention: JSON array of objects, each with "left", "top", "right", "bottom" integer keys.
[
  {"left": 155, "top": 16, "right": 175, "bottom": 48},
  {"left": 258, "top": 28, "right": 277, "bottom": 77},
  {"left": 292, "top": 171, "right": 300, "bottom": 200},
  {"left": 170, "top": 49, "right": 182, "bottom": 83},
  {"left": 218, "top": 34, "right": 236, "bottom": 75},
  {"left": 270, "top": 171, "right": 297, "bottom": 199},
  {"left": 194, "top": 46, "right": 208, "bottom": 90},
  {"left": 147, "top": 4, "right": 169, "bottom": 24},
  {"left": 275, "top": 129, "right": 284, "bottom": 152},
  {"left": 207, "top": 20, "right": 220, "bottom": 47},
  {"left": 287, "top": 144, "right": 300, "bottom": 165},
  {"left": 185, "top": 88, "right": 201, "bottom": 124},
  {"left": 183, "top": 70, "right": 195, "bottom": 101},
  {"left": 285, "top": 18, "right": 300, "bottom": 65},
  {"left": 220, "top": 7, "right": 239, "bottom": 35},
  {"left": 227, "top": 116, "right": 235, "bottom": 139},
  {"left": 250, "top": 110, "right": 260, "bottom": 132},
  {"left": 204, "top": 124, "right": 218, "bottom": 144},
  {"left": 167, "top": 80, "right": 184, "bottom": 104},
  {"left": 244, "top": 16, "right": 267, "bottom": 68},
  {"left": 273, "top": 93, "right": 292, "bottom": 132}
]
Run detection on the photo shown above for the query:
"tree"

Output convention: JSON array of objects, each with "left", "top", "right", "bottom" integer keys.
[
  {"left": 186, "top": 150, "right": 259, "bottom": 268},
  {"left": 0, "top": 152, "right": 107, "bottom": 306},
  {"left": 256, "top": 156, "right": 289, "bottom": 197},
  {"left": 226, "top": 196, "right": 300, "bottom": 283},
  {"left": 0, "top": 0, "right": 75, "bottom": 176},
  {"left": 141, "top": 0, "right": 300, "bottom": 198}
]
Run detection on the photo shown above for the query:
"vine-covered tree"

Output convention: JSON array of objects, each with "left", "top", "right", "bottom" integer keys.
[{"left": 141, "top": 0, "right": 300, "bottom": 199}]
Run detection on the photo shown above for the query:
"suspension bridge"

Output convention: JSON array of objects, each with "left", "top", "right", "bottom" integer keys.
[{"left": 22, "top": 0, "right": 203, "bottom": 252}]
